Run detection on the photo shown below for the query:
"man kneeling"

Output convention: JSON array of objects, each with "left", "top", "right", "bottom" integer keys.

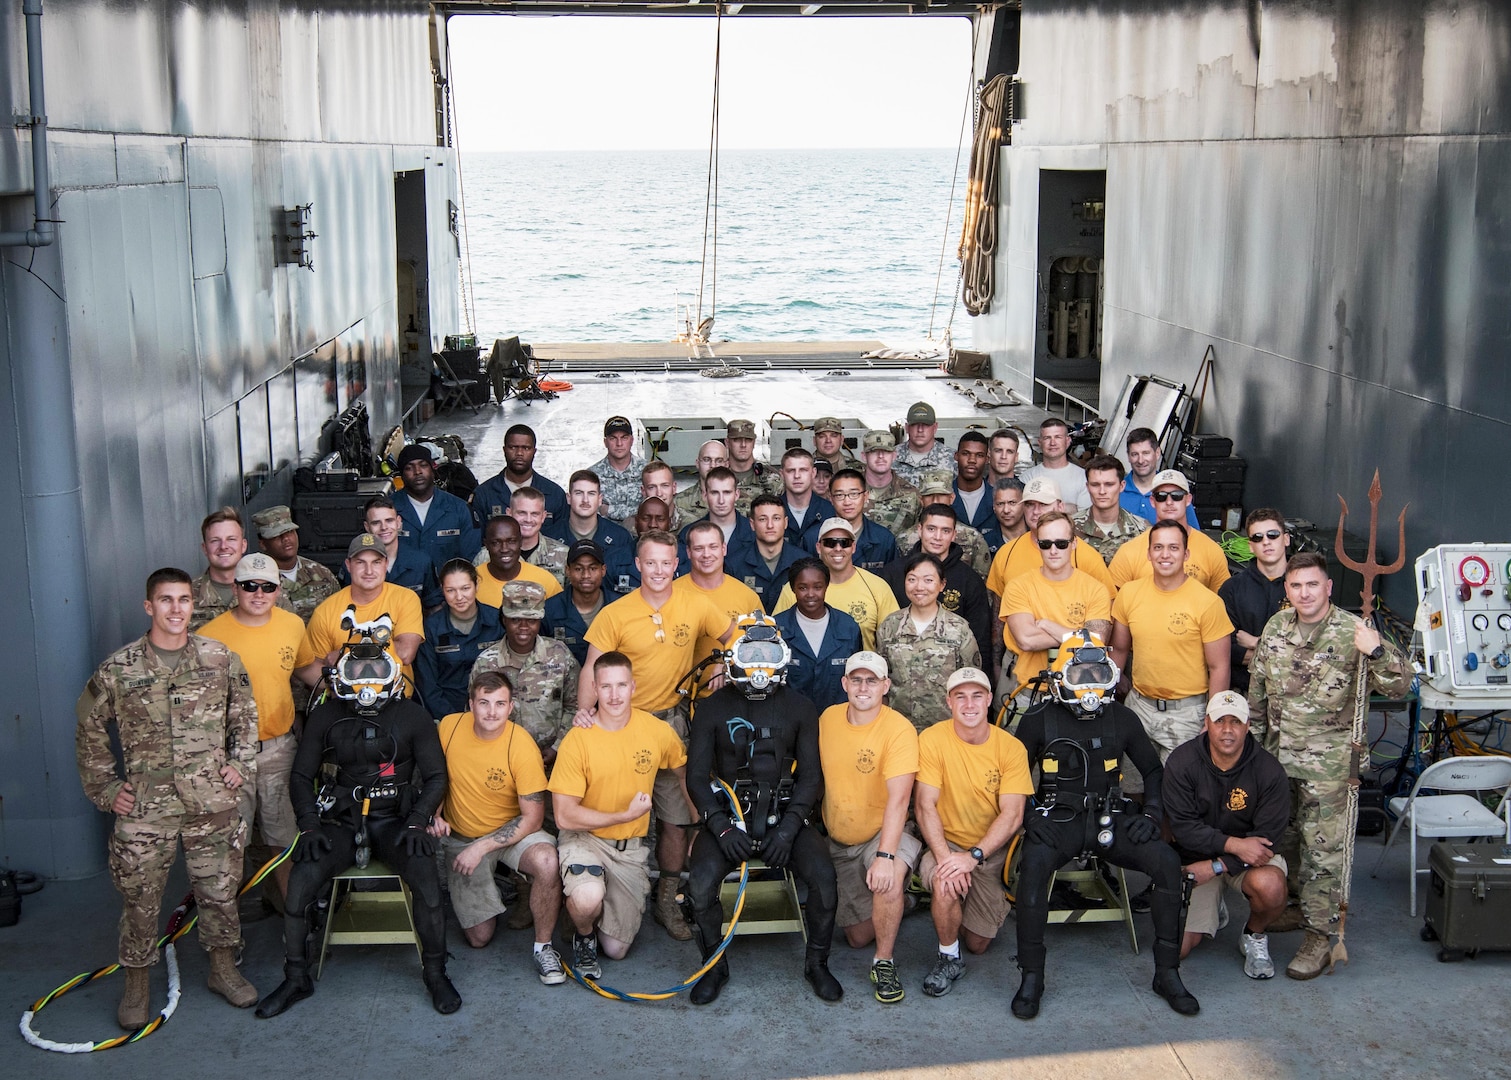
[
  {"left": 430, "top": 671, "right": 566, "bottom": 984},
  {"left": 549, "top": 652, "right": 690, "bottom": 977}
]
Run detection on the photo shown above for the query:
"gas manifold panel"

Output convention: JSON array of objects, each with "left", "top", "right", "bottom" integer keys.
[{"left": 1417, "top": 543, "right": 1511, "bottom": 698}]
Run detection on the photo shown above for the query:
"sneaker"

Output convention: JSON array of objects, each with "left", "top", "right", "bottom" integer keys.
[
  {"left": 922, "top": 952, "right": 966, "bottom": 997},
  {"left": 534, "top": 944, "right": 567, "bottom": 986},
  {"left": 571, "top": 934, "right": 602, "bottom": 981},
  {"left": 870, "top": 958, "right": 905, "bottom": 1004},
  {"left": 1240, "top": 932, "right": 1275, "bottom": 979}
]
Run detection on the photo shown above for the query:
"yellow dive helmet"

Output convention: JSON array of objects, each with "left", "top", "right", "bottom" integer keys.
[
  {"left": 723, "top": 611, "right": 792, "bottom": 698},
  {"left": 330, "top": 608, "right": 402, "bottom": 712},
  {"left": 1047, "top": 628, "right": 1119, "bottom": 714}
]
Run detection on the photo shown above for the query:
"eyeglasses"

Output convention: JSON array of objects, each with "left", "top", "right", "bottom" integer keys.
[
  {"left": 564, "top": 864, "right": 605, "bottom": 877},
  {"left": 1248, "top": 529, "right": 1283, "bottom": 543},
  {"left": 237, "top": 581, "right": 278, "bottom": 594},
  {"left": 820, "top": 537, "right": 854, "bottom": 549},
  {"left": 649, "top": 611, "right": 665, "bottom": 643},
  {"left": 1036, "top": 538, "right": 1072, "bottom": 550},
  {"left": 846, "top": 674, "right": 883, "bottom": 688},
  {"left": 830, "top": 490, "right": 864, "bottom": 501},
  {"left": 1151, "top": 491, "right": 1186, "bottom": 503}
]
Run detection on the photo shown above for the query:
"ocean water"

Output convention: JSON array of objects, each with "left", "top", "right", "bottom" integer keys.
[{"left": 458, "top": 148, "right": 972, "bottom": 346}]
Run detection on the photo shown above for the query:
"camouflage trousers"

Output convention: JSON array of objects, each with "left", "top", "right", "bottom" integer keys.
[
  {"left": 1279, "top": 777, "right": 1353, "bottom": 936},
  {"left": 109, "top": 808, "right": 246, "bottom": 967},
  {"left": 1122, "top": 690, "right": 1207, "bottom": 796}
]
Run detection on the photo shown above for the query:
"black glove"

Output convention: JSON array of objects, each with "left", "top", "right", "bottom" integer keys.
[
  {"left": 402, "top": 826, "right": 437, "bottom": 858},
  {"left": 1122, "top": 812, "right": 1160, "bottom": 845},
  {"left": 294, "top": 830, "right": 332, "bottom": 862},
  {"left": 711, "top": 819, "right": 754, "bottom": 864},
  {"left": 760, "top": 815, "right": 802, "bottom": 869},
  {"left": 1023, "top": 809, "right": 1056, "bottom": 844}
]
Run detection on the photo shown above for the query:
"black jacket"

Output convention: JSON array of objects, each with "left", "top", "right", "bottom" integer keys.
[
  {"left": 1217, "top": 564, "right": 1287, "bottom": 693},
  {"left": 880, "top": 542, "right": 994, "bottom": 665},
  {"left": 1163, "top": 731, "right": 1289, "bottom": 874}
]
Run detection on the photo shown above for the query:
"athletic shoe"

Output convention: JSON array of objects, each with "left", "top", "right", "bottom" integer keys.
[
  {"left": 534, "top": 944, "right": 567, "bottom": 986},
  {"left": 870, "top": 958, "right": 905, "bottom": 1004},
  {"left": 922, "top": 952, "right": 966, "bottom": 997},
  {"left": 1240, "top": 932, "right": 1275, "bottom": 980},
  {"left": 571, "top": 934, "right": 602, "bottom": 981}
]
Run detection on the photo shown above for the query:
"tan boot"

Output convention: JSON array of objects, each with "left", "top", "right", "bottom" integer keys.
[
  {"left": 117, "top": 966, "right": 151, "bottom": 1030},
  {"left": 506, "top": 876, "right": 534, "bottom": 931},
  {"left": 653, "top": 876, "right": 693, "bottom": 941},
  {"left": 207, "top": 946, "right": 258, "bottom": 1007},
  {"left": 1285, "top": 931, "right": 1332, "bottom": 981},
  {"left": 1267, "top": 904, "right": 1305, "bottom": 933}
]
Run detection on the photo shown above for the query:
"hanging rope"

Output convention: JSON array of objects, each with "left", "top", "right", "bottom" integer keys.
[
  {"left": 928, "top": 18, "right": 980, "bottom": 341},
  {"left": 443, "top": 51, "right": 478, "bottom": 336},
  {"left": 960, "top": 73, "right": 1011, "bottom": 317},
  {"left": 694, "top": 5, "right": 724, "bottom": 340}
]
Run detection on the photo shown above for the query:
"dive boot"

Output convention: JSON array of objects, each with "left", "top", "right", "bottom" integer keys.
[
  {"left": 1010, "top": 969, "right": 1044, "bottom": 1020},
  {"left": 255, "top": 960, "right": 313, "bottom": 1019},
  {"left": 207, "top": 946, "right": 258, "bottom": 1007},
  {"left": 117, "top": 966, "right": 151, "bottom": 1030},
  {"left": 423, "top": 959, "right": 462, "bottom": 1014},
  {"left": 1286, "top": 931, "right": 1332, "bottom": 980},
  {"left": 1151, "top": 967, "right": 1200, "bottom": 1015},
  {"left": 690, "top": 956, "right": 729, "bottom": 1005},
  {"left": 803, "top": 948, "right": 843, "bottom": 1002},
  {"left": 653, "top": 876, "right": 694, "bottom": 941}
]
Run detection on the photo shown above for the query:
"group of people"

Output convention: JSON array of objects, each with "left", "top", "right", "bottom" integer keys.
[{"left": 74, "top": 405, "right": 1411, "bottom": 1029}]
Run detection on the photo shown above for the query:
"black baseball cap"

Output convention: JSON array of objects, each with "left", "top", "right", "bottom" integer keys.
[
  {"left": 603, "top": 416, "right": 633, "bottom": 436},
  {"left": 566, "top": 538, "right": 606, "bottom": 565}
]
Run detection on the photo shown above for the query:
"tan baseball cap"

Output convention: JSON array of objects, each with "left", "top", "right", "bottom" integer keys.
[
  {"left": 844, "top": 651, "right": 888, "bottom": 679},
  {"left": 235, "top": 553, "right": 280, "bottom": 585},
  {"left": 1021, "top": 477, "right": 1061, "bottom": 505},
  {"left": 251, "top": 505, "right": 297, "bottom": 539},
  {"left": 726, "top": 418, "right": 756, "bottom": 439},
  {"left": 1206, "top": 690, "right": 1250, "bottom": 724},
  {"left": 501, "top": 580, "right": 547, "bottom": 620},
  {"left": 1151, "top": 469, "right": 1191, "bottom": 494},
  {"left": 946, "top": 666, "right": 992, "bottom": 693},
  {"left": 818, "top": 517, "right": 856, "bottom": 537},
  {"left": 812, "top": 417, "right": 844, "bottom": 435},
  {"left": 862, "top": 429, "right": 896, "bottom": 453}
]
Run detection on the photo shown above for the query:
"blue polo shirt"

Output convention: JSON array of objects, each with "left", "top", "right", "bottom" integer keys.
[
  {"left": 470, "top": 471, "right": 569, "bottom": 527},
  {"left": 784, "top": 495, "right": 835, "bottom": 550},
  {"left": 772, "top": 604, "right": 863, "bottom": 712},
  {"left": 413, "top": 604, "right": 504, "bottom": 718},
  {"left": 542, "top": 590, "right": 602, "bottom": 666},
  {"left": 543, "top": 514, "right": 635, "bottom": 557},
  {"left": 723, "top": 539, "right": 807, "bottom": 612},
  {"left": 952, "top": 483, "right": 995, "bottom": 531},
  {"left": 679, "top": 513, "right": 756, "bottom": 551},
  {"left": 1120, "top": 475, "right": 1200, "bottom": 527}
]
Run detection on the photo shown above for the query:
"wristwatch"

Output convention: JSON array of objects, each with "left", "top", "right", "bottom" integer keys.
[
  {"left": 969, "top": 846, "right": 985, "bottom": 864},
  {"left": 1210, "top": 859, "right": 1225, "bottom": 876},
  {"left": 1367, "top": 643, "right": 1386, "bottom": 661},
  {"left": 874, "top": 851, "right": 896, "bottom": 861}
]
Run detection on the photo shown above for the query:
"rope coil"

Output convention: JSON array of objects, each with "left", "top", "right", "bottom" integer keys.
[{"left": 960, "top": 74, "right": 1010, "bottom": 317}]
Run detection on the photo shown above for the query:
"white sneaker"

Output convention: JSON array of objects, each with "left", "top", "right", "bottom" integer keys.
[{"left": 1241, "top": 932, "right": 1275, "bottom": 979}]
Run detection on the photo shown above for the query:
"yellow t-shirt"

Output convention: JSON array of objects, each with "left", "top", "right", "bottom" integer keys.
[
  {"left": 1107, "top": 528, "right": 1233, "bottom": 592},
  {"left": 818, "top": 704, "right": 919, "bottom": 846},
  {"left": 297, "top": 584, "right": 425, "bottom": 691},
  {"left": 1000, "top": 569, "right": 1114, "bottom": 693},
  {"left": 200, "top": 607, "right": 305, "bottom": 739},
  {"left": 773, "top": 567, "right": 900, "bottom": 651},
  {"left": 548, "top": 709, "right": 687, "bottom": 840},
  {"left": 476, "top": 559, "right": 563, "bottom": 608},
  {"left": 436, "top": 713, "right": 549, "bottom": 839},
  {"left": 1110, "top": 576, "right": 1235, "bottom": 699},
  {"left": 917, "top": 722, "right": 1035, "bottom": 849},
  {"left": 986, "top": 532, "right": 1115, "bottom": 598},
  {"left": 673, "top": 574, "right": 763, "bottom": 695},
  {"left": 584, "top": 588, "right": 732, "bottom": 712}
]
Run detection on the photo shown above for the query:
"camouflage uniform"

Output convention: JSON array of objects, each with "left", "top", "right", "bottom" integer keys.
[
  {"left": 674, "top": 482, "right": 708, "bottom": 523},
  {"left": 816, "top": 449, "right": 860, "bottom": 475},
  {"left": 874, "top": 607, "right": 981, "bottom": 733},
  {"left": 865, "top": 475, "right": 923, "bottom": 542},
  {"left": 471, "top": 636, "right": 581, "bottom": 755},
  {"left": 279, "top": 556, "right": 340, "bottom": 623},
  {"left": 588, "top": 454, "right": 648, "bottom": 522},
  {"left": 76, "top": 635, "right": 258, "bottom": 967},
  {"left": 1248, "top": 605, "right": 1411, "bottom": 936},
  {"left": 732, "top": 463, "right": 783, "bottom": 516},
  {"left": 896, "top": 522, "right": 993, "bottom": 579},
  {"left": 523, "top": 534, "right": 570, "bottom": 585},
  {"left": 1072, "top": 506, "right": 1150, "bottom": 564},
  {"left": 893, "top": 443, "right": 957, "bottom": 488}
]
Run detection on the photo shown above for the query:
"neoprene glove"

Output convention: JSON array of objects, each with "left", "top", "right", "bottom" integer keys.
[
  {"left": 403, "top": 826, "right": 437, "bottom": 858},
  {"left": 1023, "top": 810, "right": 1055, "bottom": 844},
  {"left": 761, "top": 815, "right": 802, "bottom": 869},
  {"left": 295, "top": 830, "right": 332, "bottom": 862},
  {"left": 1123, "top": 813, "right": 1160, "bottom": 845},
  {"left": 713, "top": 821, "right": 754, "bottom": 864}
]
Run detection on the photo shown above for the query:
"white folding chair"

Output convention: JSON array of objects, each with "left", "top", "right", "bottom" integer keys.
[{"left": 1371, "top": 755, "right": 1511, "bottom": 915}]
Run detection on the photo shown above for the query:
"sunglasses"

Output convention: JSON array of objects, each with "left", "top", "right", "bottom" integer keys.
[
  {"left": 236, "top": 581, "right": 278, "bottom": 594},
  {"left": 1036, "top": 538, "right": 1071, "bottom": 550},
  {"left": 649, "top": 611, "right": 665, "bottom": 643},
  {"left": 564, "top": 864, "right": 605, "bottom": 877},
  {"left": 820, "top": 537, "right": 854, "bottom": 549},
  {"left": 1248, "top": 529, "right": 1283, "bottom": 543},
  {"left": 1151, "top": 490, "right": 1186, "bottom": 503}
]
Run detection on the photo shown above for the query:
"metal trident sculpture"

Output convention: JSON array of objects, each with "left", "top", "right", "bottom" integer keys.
[{"left": 1334, "top": 469, "right": 1408, "bottom": 616}]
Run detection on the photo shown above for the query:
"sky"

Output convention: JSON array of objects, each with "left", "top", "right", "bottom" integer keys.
[{"left": 445, "top": 14, "right": 975, "bottom": 152}]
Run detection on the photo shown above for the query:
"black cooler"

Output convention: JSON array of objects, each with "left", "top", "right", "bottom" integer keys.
[{"left": 1423, "top": 841, "right": 1511, "bottom": 959}]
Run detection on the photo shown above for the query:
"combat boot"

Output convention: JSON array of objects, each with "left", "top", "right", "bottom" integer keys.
[
  {"left": 207, "top": 946, "right": 258, "bottom": 1007},
  {"left": 653, "top": 876, "right": 694, "bottom": 941},
  {"left": 254, "top": 959, "right": 313, "bottom": 1019},
  {"left": 1010, "top": 968, "right": 1044, "bottom": 1020},
  {"left": 117, "top": 966, "right": 151, "bottom": 1030},
  {"left": 803, "top": 947, "right": 843, "bottom": 1002},
  {"left": 1267, "top": 903, "right": 1304, "bottom": 933},
  {"left": 1286, "top": 930, "right": 1332, "bottom": 980},
  {"left": 423, "top": 957, "right": 462, "bottom": 1014}
]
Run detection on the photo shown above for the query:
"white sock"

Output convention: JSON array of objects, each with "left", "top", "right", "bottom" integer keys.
[
  {"left": 533, "top": 941, "right": 547, "bottom": 954},
  {"left": 939, "top": 940, "right": 961, "bottom": 959}
]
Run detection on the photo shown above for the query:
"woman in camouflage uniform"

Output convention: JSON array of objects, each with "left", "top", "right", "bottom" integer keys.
[{"left": 875, "top": 554, "right": 981, "bottom": 732}]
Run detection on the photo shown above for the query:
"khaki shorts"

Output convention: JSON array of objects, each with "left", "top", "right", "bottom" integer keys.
[
  {"left": 1122, "top": 690, "right": 1207, "bottom": 795},
  {"left": 441, "top": 828, "right": 556, "bottom": 930},
  {"left": 240, "top": 732, "right": 298, "bottom": 848},
  {"left": 558, "top": 830, "right": 651, "bottom": 944},
  {"left": 651, "top": 703, "right": 695, "bottom": 826},
  {"left": 918, "top": 841, "right": 1011, "bottom": 940},
  {"left": 1186, "top": 855, "right": 1288, "bottom": 937},
  {"left": 829, "top": 828, "right": 923, "bottom": 929}
]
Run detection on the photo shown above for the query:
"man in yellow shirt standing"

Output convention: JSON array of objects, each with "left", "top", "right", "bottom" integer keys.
[
  {"left": 818, "top": 651, "right": 920, "bottom": 1004},
  {"left": 200, "top": 553, "right": 306, "bottom": 901},
  {"left": 674, "top": 521, "right": 762, "bottom": 696},
  {"left": 550, "top": 653, "right": 690, "bottom": 977},
  {"left": 475, "top": 515, "right": 562, "bottom": 609},
  {"left": 430, "top": 671, "right": 565, "bottom": 986},
  {"left": 986, "top": 478, "right": 1116, "bottom": 600},
  {"left": 915, "top": 667, "right": 1034, "bottom": 996},
  {"left": 773, "top": 518, "right": 899, "bottom": 651},
  {"left": 1108, "top": 470, "right": 1232, "bottom": 591}
]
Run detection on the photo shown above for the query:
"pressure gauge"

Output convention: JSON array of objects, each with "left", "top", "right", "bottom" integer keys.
[
  {"left": 1500, "top": 613, "right": 1511, "bottom": 632},
  {"left": 1472, "top": 613, "right": 1490, "bottom": 631},
  {"left": 1459, "top": 555, "right": 1491, "bottom": 588}
]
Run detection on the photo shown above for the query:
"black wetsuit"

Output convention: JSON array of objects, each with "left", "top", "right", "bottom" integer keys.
[{"left": 685, "top": 685, "right": 837, "bottom": 958}]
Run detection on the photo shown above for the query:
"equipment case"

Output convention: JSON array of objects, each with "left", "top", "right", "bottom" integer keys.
[
  {"left": 1423, "top": 841, "right": 1511, "bottom": 958},
  {"left": 292, "top": 478, "right": 394, "bottom": 566}
]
